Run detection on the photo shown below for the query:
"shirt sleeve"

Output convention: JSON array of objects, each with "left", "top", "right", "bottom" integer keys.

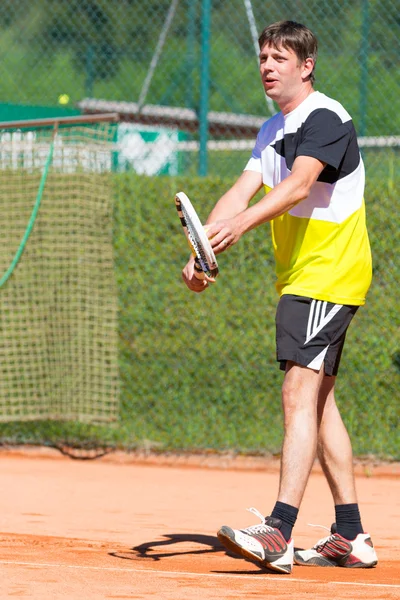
[
  {"left": 296, "top": 108, "right": 352, "bottom": 169},
  {"left": 244, "top": 156, "right": 262, "bottom": 172},
  {"left": 244, "top": 127, "right": 264, "bottom": 173}
]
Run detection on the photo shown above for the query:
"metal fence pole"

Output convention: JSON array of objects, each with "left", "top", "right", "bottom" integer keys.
[
  {"left": 359, "top": 0, "right": 370, "bottom": 136},
  {"left": 186, "top": 0, "right": 197, "bottom": 110},
  {"left": 199, "top": 0, "right": 212, "bottom": 176}
]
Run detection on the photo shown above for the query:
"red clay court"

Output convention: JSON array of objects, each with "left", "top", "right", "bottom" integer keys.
[{"left": 0, "top": 449, "right": 399, "bottom": 599}]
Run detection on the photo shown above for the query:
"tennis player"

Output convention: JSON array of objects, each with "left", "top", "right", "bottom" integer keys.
[{"left": 182, "top": 20, "right": 378, "bottom": 574}]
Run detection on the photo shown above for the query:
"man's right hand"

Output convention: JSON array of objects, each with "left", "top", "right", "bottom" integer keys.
[{"left": 182, "top": 256, "right": 215, "bottom": 293}]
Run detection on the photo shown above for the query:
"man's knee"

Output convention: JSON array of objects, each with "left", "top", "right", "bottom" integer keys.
[{"left": 281, "top": 362, "right": 323, "bottom": 417}]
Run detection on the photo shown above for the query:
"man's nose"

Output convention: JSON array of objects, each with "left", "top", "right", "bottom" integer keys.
[{"left": 261, "top": 57, "right": 274, "bottom": 72}]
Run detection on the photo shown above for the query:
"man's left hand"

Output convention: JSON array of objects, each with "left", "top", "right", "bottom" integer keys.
[{"left": 205, "top": 216, "right": 243, "bottom": 254}]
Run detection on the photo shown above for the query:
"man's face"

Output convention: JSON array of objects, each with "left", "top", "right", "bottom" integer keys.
[{"left": 259, "top": 43, "right": 310, "bottom": 107}]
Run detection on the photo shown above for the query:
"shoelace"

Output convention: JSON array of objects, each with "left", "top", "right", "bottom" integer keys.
[
  {"left": 243, "top": 507, "right": 275, "bottom": 534},
  {"left": 307, "top": 523, "right": 334, "bottom": 549}
]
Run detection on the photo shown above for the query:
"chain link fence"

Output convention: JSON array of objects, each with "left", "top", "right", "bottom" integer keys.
[{"left": 0, "top": 0, "right": 398, "bottom": 178}]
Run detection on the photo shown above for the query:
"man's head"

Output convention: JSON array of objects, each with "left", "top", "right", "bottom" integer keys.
[
  {"left": 258, "top": 21, "right": 318, "bottom": 84},
  {"left": 258, "top": 21, "right": 318, "bottom": 112}
]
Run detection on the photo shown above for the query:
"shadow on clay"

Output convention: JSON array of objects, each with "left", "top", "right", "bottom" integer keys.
[
  {"left": 109, "top": 533, "right": 300, "bottom": 575},
  {"left": 109, "top": 533, "right": 225, "bottom": 561}
]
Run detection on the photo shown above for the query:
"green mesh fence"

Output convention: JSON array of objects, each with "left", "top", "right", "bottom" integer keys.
[
  {"left": 0, "top": 1, "right": 398, "bottom": 178},
  {"left": 0, "top": 121, "right": 119, "bottom": 423}
]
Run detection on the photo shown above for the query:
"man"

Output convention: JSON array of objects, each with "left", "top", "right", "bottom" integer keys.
[{"left": 182, "top": 21, "right": 378, "bottom": 574}]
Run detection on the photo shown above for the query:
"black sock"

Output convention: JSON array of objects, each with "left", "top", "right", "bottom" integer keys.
[
  {"left": 270, "top": 501, "right": 298, "bottom": 542},
  {"left": 335, "top": 503, "right": 364, "bottom": 540}
]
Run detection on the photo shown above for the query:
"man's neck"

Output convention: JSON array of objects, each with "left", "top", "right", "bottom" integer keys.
[{"left": 279, "top": 86, "right": 315, "bottom": 116}]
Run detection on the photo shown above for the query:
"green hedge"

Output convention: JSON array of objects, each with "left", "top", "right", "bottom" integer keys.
[
  {"left": 112, "top": 169, "right": 399, "bottom": 458},
  {"left": 0, "top": 164, "right": 398, "bottom": 459}
]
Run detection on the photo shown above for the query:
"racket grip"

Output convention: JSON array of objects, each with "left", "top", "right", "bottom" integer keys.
[{"left": 194, "top": 258, "right": 205, "bottom": 280}]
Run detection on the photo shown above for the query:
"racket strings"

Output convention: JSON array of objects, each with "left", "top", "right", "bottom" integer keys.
[{"left": 182, "top": 207, "right": 212, "bottom": 274}]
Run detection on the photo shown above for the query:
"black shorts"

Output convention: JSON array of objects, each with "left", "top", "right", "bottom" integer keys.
[{"left": 276, "top": 294, "right": 359, "bottom": 376}]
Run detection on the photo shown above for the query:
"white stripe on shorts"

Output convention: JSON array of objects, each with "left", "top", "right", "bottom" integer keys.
[
  {"left": 305, "top": 302, "right": 343, "bottom": 345},
  {"left": 306, "top": 300, "right": 316, "bottom": 340},
  {"left": 307, "top": 345, "right": 329, "bottom": 370}
]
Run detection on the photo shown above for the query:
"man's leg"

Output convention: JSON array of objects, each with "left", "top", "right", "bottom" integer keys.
[
  {"left": 216, "top": 361, "right": 323, "bottom": 574},
  {"left": 267, "top": 362, "right": 324, "bottom": 543},
  {"left": 316, "top": 375, "right": 366, "bottom": 541},
  {"left": 293, "top": 375, "right": 378, "bottom": 568},
  {"left": 316, "top": 375, "right": 358, "bottom": 505},
  {"left": 276, "top": 361, "right": 325, "bottom": 507}
]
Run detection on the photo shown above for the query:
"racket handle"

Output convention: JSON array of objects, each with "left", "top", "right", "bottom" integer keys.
[
  {"left": 194, "top": 257, "right": 205, "bottom": 280},
  {"left": 175, "top": 193, "right": 208, "bottom": 280}
]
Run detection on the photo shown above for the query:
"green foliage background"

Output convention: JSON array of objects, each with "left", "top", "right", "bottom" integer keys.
[
  {"left": 113, "top": 167, "right": 400, "bottom": 459},
  {"left": 0, "top": 155, "right": 398, "bottom": 459},
  {"left": 0, "top": 0, "right": 398, "bottom": 135},
  {"left": 0, "top": 1, "right": 398, "bottom": 458}
]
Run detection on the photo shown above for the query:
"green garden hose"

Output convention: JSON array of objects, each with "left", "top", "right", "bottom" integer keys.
[{"left": 0, "top": 133, "right": 55, "bottom": 288}]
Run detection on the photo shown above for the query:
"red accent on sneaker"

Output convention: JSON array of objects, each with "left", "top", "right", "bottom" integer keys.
[
  {"left": 255, "top": 530, "right": 287, "bottom": 554},
  {"left": 317, "top": 534, "right": 352, "bottom": 559},
  {"left": 344, "top": 553, "right": 363, "bottom": 566}
]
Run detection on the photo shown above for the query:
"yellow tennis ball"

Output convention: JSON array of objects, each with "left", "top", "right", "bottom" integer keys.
[{"left": 58, "top": 94, "right": 70, "bottom": 105}]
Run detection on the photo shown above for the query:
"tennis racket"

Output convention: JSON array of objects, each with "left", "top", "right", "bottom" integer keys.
[{"left": 175, "top": 191, "right": 219, "bottom": 280}]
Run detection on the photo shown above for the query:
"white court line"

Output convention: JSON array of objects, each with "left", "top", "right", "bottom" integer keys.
[{"left": 0, "top": 560, "right": 399, "bottom": 589}]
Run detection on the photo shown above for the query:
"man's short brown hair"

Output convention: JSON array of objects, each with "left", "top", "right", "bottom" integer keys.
[{"left": 258, "top": 21, "right": 318, "bottom": 84}]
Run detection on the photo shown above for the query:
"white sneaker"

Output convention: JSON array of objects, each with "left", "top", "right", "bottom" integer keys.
[
  {"left": 294, "top": 524, "right": 378, "bottom": 568},
  {"left": 217, "top": 507, "right": 294, "bottom": 574}
]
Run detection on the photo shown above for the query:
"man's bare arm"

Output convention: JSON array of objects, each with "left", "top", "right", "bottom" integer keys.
[
  {"left": 206, "top": 169, "right": 263, "bottom": 223},
  {"left": 207, "top": 156, "right": 326, "bottom": 253},
  {"left": 181, "top": 169, "right": 263, "bottom": 292}
]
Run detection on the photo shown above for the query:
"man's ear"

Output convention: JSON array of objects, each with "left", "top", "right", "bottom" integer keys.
[{"left": 302, "top": 57, "right": 314, "bottom": 81}]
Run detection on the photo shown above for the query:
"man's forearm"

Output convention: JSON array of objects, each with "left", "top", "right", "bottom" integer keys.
[
  {"left": 206, "top": 189, "right": 250, "bottom": 224},
  {"left": 204, "top": 157, "right": 325, "bottom": 252},
  {"left": 235, "top": 173, "right": 309, "bottom": 235},
  {"left": 205, "top": 169, "right": 263, "bottom": 225}
]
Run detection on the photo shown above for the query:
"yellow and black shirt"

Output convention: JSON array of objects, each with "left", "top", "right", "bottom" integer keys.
[{"left": 245, "top": 91, "right": 372, "bottom": 306}]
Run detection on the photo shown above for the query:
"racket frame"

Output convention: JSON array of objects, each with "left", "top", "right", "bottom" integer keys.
[{"left": 175, "top": 192, "right": 219, "bottom": 280}]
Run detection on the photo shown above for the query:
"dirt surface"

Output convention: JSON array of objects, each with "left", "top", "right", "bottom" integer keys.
[{"left": 0, "top": 448, "right": 399, "bottom": 599}]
